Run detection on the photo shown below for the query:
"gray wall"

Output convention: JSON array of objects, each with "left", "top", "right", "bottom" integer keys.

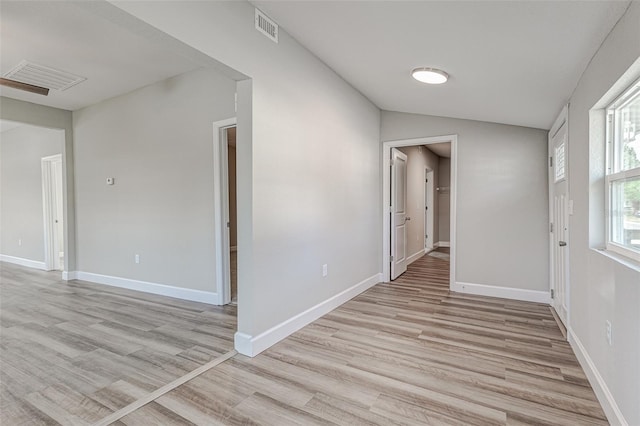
[
  {"left": 113, "top": 1, "right": 382, "bottom": 343},
  {"left": 398, "top": 145, "right": 440, "bottom": 257},
  {"left": 565, "top": 1, "right": 640, "bottom": 423},
  {"left": 0, "top": 97, "right": 76, "bottom": 271},
  {"left": 382, "top": 112, "right": 549, "bottom": 292},
  {"left": 438, "top": 157, "right": 451, "bottom": 243},
  {"left": 1, "top": 125, "right": 64, "bottom": 262},
  {"left": 73, "top": 68, "right": 236, "bottom": 292}
]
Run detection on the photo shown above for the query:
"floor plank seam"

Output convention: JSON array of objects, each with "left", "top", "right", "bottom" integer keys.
[{"left": 91, "top": 349, "right": 237, "bottom": 426}]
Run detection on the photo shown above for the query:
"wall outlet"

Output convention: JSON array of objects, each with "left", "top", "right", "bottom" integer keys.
[
  {"left": 322, "top": 264, "right": 328, "bottom": 277},
  {"left": 135, "top": 254, "right": 140, "bottom": 264},
  {"left": 606, "top": 320, "right": 612, "bottom": 346}
]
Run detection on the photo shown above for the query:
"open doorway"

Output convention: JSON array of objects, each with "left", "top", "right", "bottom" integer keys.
[
  {"left": 213, "top": 118, "right": 237, "bottom": 305},
  {"left": 383, "top": 135, "right": 457, "bottom": 286}
]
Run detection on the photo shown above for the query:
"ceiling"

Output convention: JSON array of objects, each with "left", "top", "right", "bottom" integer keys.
[
  {"left": 0, "top": 1, "right": 201, "bottom": 111},
  {"left": 0, "top": 1, "right": 631, "bottom": 129},
  {"left": 425, "top": 143, "right": 450, "bottom": 158},
  {"left": 254, "top": 1, "right": 631, "bottom": 130}
]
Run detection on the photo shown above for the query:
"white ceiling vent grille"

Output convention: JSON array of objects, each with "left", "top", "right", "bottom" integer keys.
[
  {"left": 3, "top": 60, "right": 86, "bottom": 91},
  {"left": 255, "top": 8, "right": 278, "bottom": 43}
]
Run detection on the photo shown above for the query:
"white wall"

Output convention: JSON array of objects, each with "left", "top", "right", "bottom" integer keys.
[
  {"left": 565, "top": 2, "right": 640, "bottom": 424},
  {"left": 72, "top": 68, "right": 236, "bottom": 294},
  {"left": 382, "top": 112, "right": 549, "bottom": 294},
  {"left": 438, "top": 157, "right": 451, "bottom": 243},
  {"left": 1, "top": 125, "right": 64, "bottom": 263},
  {"left": 0, "top": 97, "right": 76, "bottom": 272},
  {"left": 106, "top": 0, "right": 382, "bottom": 355},
  {"left": 398, "top": 145, "right": 439, "bottom": 258}
]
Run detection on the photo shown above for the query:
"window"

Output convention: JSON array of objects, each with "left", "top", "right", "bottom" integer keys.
[
  {"left": 554, "top": 142, "right": 566, "bottom": 182},
  {"left": 606, "top": 78, "right": 640, "bottom": 262}
]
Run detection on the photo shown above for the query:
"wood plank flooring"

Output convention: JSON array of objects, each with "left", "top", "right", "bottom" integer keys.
[
  {"left": 113, "top": 250, "right": 606, "bottom": 425},
  {"left": 0, "top": 262, "right": 236, "bottom": 425}
]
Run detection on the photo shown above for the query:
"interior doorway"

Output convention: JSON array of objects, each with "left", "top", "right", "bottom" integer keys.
[
  {"left": 41, "top": 153, "right": 64, "bottom": 271},
  {"left": 383, "top": 135, "right": 458, "bottom": 286},
  {"left": 213, "top": 118, "right": 237, "bottom": 305}
]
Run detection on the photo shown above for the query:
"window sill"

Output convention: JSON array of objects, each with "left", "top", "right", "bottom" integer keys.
[{"left": 591, "top": 248, "right": 640, "bottom": 272}]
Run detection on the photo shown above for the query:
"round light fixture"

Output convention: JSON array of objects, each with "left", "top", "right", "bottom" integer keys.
[{"left": 411, "top": 67, "right": 449, "bottom": 84}]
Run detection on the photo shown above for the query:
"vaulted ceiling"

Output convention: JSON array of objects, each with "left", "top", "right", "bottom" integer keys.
[{"left": 1, "top": 0, "right": 631, "bottom": 130}]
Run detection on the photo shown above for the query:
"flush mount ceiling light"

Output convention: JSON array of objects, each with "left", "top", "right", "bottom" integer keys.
[{"left": 411, "top": 67, "right": 449, "bottom": 84}]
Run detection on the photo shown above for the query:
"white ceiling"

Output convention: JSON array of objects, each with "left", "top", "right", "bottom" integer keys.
[
  {"left": 1, "top": 1, "right": 630, "bottom": 129},
  {"left": 0, "top": 1, "right": 201, "bottom": 111},
  {"left": 254, "top": 1, "right": 631, "bottom": 130},
  {"left": 425, "top": 143, "right": 450, "bottom": 159}
]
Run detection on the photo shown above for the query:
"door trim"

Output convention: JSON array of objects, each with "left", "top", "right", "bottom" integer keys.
[
  {"left": 41, "top": 154, "right": 63, "bottom": 271},
  {"left": 382, "top": 135, "right": 458, "bottom": 288},
  {"left": 213, "top": 117, "right": 237, "bottom": 306}
]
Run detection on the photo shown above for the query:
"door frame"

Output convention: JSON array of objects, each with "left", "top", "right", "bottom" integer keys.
[
  {"left": 425, "top": 168, "right": 435, "bottom": 253},
  {"left": 41, "top": 154, "right": 63, "bottom": 271},
  {"left": 382, "top": 135, "right": 458, "bottom": 287},
  {"left": 213, "top": 117, "right": 237, "bottom": 306},
  {"left": 548, "top": 105, "right": 570, "bottom": 326}
]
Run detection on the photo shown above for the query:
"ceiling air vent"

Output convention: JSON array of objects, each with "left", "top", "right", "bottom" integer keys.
[
  {"left": 3, "top": 60, "right": 86, "bottom": 91},
  {"left": 255, "top": 8, "right": 278, "bottom": 43}
]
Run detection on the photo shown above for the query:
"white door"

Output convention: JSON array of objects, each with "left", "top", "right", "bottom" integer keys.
[
  {"left": 391, "top": 148, "right": 408, "bottom": 279},
  {"left": 550, "top": 119, "right": 569, "bottom": 325},
  {"left": 425, "top": 169, "right": 434, "bottom": 251}
]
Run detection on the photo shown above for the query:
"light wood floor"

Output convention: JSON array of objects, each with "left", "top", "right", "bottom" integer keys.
[
  {"left": 112, "top": 250, "right": 606, "bottom": 425},
  {"left": 0, "top": 256, "right": 607, "bottom": 426},
  {"left": 0, "top": 262, "right": 236, "bottom": 425}
]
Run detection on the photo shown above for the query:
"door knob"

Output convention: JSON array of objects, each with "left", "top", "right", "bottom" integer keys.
[{"left": 559, "top": 241, "right": 567, "bottom": 247}]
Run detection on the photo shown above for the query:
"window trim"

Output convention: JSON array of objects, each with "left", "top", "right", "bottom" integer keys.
[{"left": 604, "top": 79, "right": 640, "bottom": 263}]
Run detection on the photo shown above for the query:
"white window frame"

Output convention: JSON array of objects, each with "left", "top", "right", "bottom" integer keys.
[{"left": 605, "top": 77, "right": 640, "bottom": 263}]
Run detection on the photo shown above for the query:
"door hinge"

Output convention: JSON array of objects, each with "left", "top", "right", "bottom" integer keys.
[
  {"left": 390, "top": 158, "right": 394, "bottom": 167},
  {"left": 550, "top": 289, "right": 555, "bottom": 299},
  {"left": 390, "top": 255, "right": 394, "bottom": 262},
  {"left": 550, "top": 223, "right": 553, "bottom": 233},
  {"left": 549, "top": 156, "right": 553, "bottom": 168}
]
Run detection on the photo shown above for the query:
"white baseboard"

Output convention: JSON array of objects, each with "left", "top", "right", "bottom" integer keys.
[
  {"left": 407, "top": 250, "right": 425, "bottom": 266},
  {"left": 70, "top": 271, "right": 218, "bottom": 305},
  {"left": 452, "top": 281, "right": 550, "bottom": 304},
  {"left": 62, "top": 271, "right": 77, "bottom": 281},
  {"left": 568, "top": 328, "right": 627, "bottom": 426},
  {"left": 234, "top": 272, "right": 383, "bottom": 357},
  {"left": 0, "top": 254, "right": 47, "bottom": 270},
  {"left": 435, "top": 241, "right": 450, "bottom": 248}
]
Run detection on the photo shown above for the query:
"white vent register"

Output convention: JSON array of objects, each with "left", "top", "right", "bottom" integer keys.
[
  {"left": 255, "top": 8, "right": 278, "bottom": 43},
  {"left": 3, "top": 60, "right": 86, "bottom": 91}
]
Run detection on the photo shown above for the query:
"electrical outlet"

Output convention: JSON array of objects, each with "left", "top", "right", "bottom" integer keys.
[
  {"left": 606, "top": 320, "right": 612, "bottom": 346},
  {"left": 322, "top": 264, "right": 328, "bottom": 277},
  {"left": 135, "top": 254, "right": 140, "bottom": 264}
]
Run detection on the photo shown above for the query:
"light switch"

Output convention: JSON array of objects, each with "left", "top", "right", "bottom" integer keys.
[{"left": 106, "top": 177, "right": 114, "bottom": 185}]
